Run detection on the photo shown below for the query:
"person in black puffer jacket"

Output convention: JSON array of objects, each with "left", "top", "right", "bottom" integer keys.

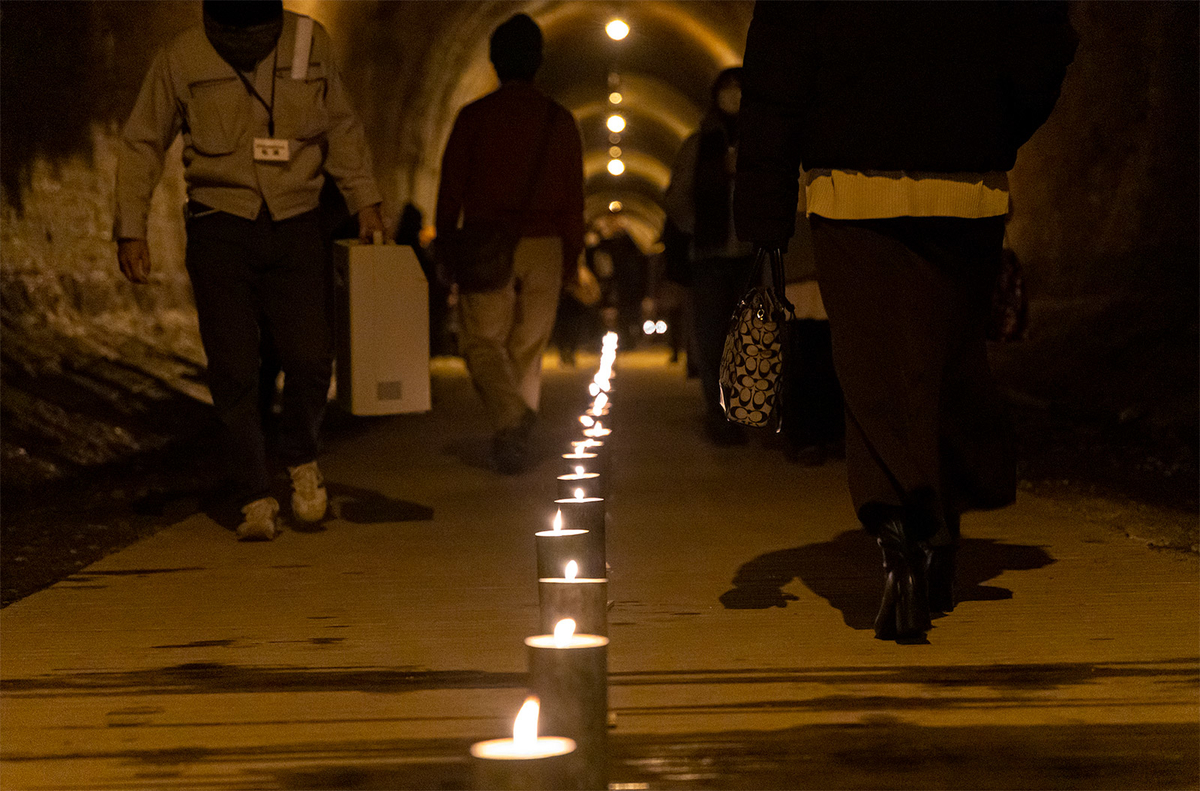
[{"left": 735, "top": 2, "right": 1076, "bottom": 642}]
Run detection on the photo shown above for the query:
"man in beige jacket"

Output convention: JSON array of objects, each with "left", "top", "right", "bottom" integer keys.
[{"left": 115, "top": 1, "right": 384, "bottom": 540}]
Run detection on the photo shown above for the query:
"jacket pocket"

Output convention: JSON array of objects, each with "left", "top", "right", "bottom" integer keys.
[
  {"left": 185, "top": 78, "right": 245, "bottom": 155},
  {"left": 274, "top": 78, "right": 329, "bottom": 141}
]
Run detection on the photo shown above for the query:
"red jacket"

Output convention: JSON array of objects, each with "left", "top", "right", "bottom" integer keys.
[{"left": 436, "top": 82, "right": 585, "bottom": 275}]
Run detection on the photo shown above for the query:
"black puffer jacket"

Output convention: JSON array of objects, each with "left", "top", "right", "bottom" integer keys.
[{"left": 734, "top": 1, "right": 1076, "bottom": 245}]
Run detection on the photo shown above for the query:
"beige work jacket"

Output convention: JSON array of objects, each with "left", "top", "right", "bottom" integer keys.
[{"left": 114, "top": 11, "right": 381, "bottom": 239}]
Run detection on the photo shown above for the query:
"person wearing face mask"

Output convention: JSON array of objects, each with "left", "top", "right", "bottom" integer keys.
[
  {"left": 115, "top": 1, "right": 385, "bottom": 541},
  {"left": 663, "top": 68, "right": 756, "bottom": 446}
]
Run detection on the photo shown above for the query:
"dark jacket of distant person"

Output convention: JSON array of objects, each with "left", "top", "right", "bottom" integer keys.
[
  {"left": 436, "top": 82, "right": 585, "bottom": 279},
  {"left": 735, "top": 1, "right": 1077, "bottom": 245}
]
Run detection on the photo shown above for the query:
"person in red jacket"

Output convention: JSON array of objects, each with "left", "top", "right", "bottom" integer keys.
[
  {"left": 436, "top": 14, "right": 585, "bottom": 474},
  {"left": 735, "top": 2, "right": 1075, "bottom": 641}
]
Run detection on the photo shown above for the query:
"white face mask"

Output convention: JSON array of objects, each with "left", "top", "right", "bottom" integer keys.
[{"left": 717, "top": 85, "right": 742, "bottom": 116}]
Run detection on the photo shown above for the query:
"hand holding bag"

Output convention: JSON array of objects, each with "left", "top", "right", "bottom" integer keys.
[{"left": 718, "top": 248, "right": 795, "bottom": 431}]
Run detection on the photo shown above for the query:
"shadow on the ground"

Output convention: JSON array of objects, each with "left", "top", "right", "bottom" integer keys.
[
  {"left": 719, "top": 530, "right": 1056, "bottom": 629},
  {"left": 441, "top": 424, "right": 575, "bottom": 475},
  {"left": 142, "top": 481, "right": 435, "bottom": 534}
]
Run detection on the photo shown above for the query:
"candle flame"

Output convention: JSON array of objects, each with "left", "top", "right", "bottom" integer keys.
[
  {"left": 580, "top": 415, "right": 595, "bottom": 427},
  {"left": 574, "top": 488, "right": 585, "bottom": 499},
  {"left": 575, "top": 465, "right": 584, "bottom": 475},
  {"left": 553, "top": 618, "right": 576, "bottom": 646},
  {"left": 552, "top": 510, "right": 563, "bottom": 532},
  {"left": 513, "top": 696, "right": 539, "bottom": 747},
  {"left": 565, "top": 560, "right": 578, "bottom": 580}
]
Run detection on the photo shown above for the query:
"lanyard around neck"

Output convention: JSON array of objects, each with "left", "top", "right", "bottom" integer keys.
[{"left": 232, "top": 47, "right": 279, "bottom": 137}]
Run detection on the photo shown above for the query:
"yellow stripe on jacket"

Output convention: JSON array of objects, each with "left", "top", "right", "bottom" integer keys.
[{"left": 805, "top": 169, "right": 1009, "bottom": 220}]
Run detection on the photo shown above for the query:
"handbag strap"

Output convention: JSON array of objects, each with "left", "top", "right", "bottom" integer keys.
[
  {"left": 515, "top": 102, "right": 559, "bottom": 224},
  {"left": 745, "top": 248, "right": 796, "bottom": 319}
]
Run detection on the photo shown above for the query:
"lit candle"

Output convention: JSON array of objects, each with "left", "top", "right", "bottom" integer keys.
[
  {"left": 561, "top": 451, "right": 597, "bottom": 474},
  {"left": 535, "top": 509, "right": 598, "bottom": 580},
  {"left": 539, "top": 560, "right": 609, "bottom": 637},
  {"left": 581, "top": 421, "right": 611, "bottom": 440},
  {"left": 526, "top": 620, "right": 609, "bottom": 791},
  {"left": 555, "top": 493, "right": 605, "bottom": 578},
  {"left": 469, "top": 696, "right": 576, "bottom": 790},
  {"left": 570, "top": 438, "right": 611, "bottom": 482},
  {"left": 557, "top": 469, "right": 601, "bottom": 501}
]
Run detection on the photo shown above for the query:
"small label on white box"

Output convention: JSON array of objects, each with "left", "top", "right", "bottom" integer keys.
[
  {"left": 253, "top": 138, "right": 290, "bottom": 162},
  {"left": 377, "top": 380, "right": 403, "bottom": 401}
]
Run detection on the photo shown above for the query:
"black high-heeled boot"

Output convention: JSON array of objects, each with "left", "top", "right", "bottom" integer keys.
[
  {"left": 873, "top": 518, "right": 932, "bottom": 640},
  {"left": 925, "top": 545, "right": 957, "bottom": 613},
  {"left": 925, "top": 513, "right": 959, "bottom": 613}
]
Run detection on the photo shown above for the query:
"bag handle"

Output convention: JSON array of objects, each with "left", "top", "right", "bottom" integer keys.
[{"left": 745, "top": 247, "right": 796, "bottom": 320}]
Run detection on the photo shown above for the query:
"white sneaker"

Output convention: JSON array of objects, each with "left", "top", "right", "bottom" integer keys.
[
  {"left": 237, "top": 496, "right": 281, "bottom": 541},
  {"left": 288, "top": 460, "right": 328, "bottom": 522}
]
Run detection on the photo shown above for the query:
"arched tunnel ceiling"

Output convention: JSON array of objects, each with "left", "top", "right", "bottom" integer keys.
[
  {"left": 535, "top": 2, "right": 752, "bottom": 238},
  {"left": 584, "top": 150, "right": 671, "bottom": 192},
  {"left": 562, "top": 73, "right": 703, "bottom": 141},
  {"left": 294, "top": 1, "right": 753, "bottom": 239}
]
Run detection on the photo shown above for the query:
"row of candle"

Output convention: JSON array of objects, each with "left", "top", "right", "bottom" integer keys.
[{"left": 470, "top": 333, "right": 619, "bottom": 790}]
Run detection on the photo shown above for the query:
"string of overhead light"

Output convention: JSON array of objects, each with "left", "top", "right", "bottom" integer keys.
[{"left": 605, "top": 18, "right": 629, "bottom": 184}]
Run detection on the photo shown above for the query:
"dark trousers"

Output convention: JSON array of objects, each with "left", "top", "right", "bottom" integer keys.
[
  {"left": 782, "top": 318, "right": 845, "bottom": 448},
  {"left": 689, "top": 255, "right": 756, "bottom": 418},
  {"left": 811, "top": 216, "right": 1015, "bottom": 540},
  {"left": 186, "top": 207, "right": 332, "bottom": 503}
]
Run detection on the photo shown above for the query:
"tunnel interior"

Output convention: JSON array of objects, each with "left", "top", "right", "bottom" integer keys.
[{"left": 0, "top": 1, "right": 1196, "bottom": 508}]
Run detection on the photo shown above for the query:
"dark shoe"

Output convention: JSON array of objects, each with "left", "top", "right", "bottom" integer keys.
[
  {"left": 925, "top": 544, "right": 957, "bottom": 613},
  {"left": 872, "top": 518, "right": 932, "bottom": 640},
  {"left": 492, "top": 433, "right": 528, "bottom": 474},
  {"left": 517, "top": 407, "right": 538, "bottom": 439},
  {"left": 784, "top": 441, "right": 830, "bottom": 466},
  {"left": 492, "top": 419, "right": 532, "bottom": 474},
  {"left": 704, "top": 414, "right": 747, "bottom": 446}
]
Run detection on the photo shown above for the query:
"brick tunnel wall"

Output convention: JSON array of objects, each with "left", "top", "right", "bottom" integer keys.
[{"left": 1, "top": 0, "right": 1196, "bottom": 486}]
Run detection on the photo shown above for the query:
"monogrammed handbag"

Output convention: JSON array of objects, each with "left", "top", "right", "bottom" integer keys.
[{"left": 719, "top": 248, "right": 794, "bottom": 430}]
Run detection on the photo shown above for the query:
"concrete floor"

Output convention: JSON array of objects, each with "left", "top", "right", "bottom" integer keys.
[{"left": 2, "top": 350, "right": 1197, "bottom": 790}]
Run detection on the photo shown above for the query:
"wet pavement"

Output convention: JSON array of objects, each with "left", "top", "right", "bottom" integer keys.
[{"left": 2, "top": 351, "right": 1197, "bottom": 790}]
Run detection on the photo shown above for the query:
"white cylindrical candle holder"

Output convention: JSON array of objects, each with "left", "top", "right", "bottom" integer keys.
[
  {"left": 581, "top": 425, "right": 612, "bottom": 442},
  {"left": 470, "top": 697, "right": 577, "bottom": 790},
  {"left": 557, "top": 471, "right": 601, "bottom": 501},
  {"left": 539, "top": 576, "right": 608, "bottom": 637},
  {"left": 561, "top": 450, "right": 598, "bottom": 475},
  {"left": 535, "top": 528, "right": 599, "bottom": 580},
  {"left": 526, "top": 633, "right": 609, "bottom": 791},
  {"left": 555, "top": 496, "right": 605, "bottom": 574},
  {"left": 570, "top": 439, "right": 610, "bottom": 479}
]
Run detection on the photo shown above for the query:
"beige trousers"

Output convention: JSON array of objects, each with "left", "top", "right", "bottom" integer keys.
[{"left": 458, "top": 236, "right": 564, "bottom": 431}]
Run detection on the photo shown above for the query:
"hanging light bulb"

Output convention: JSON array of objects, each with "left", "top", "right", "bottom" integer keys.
[
  {"left": 606, "top": 19, "right": 630, "bottom": 41},
  {"left": 606, "top": 115, "right": 626, "bottom": 133},
  {"left": 607, "top": 159, "right": 625, "bottom": 176}
]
